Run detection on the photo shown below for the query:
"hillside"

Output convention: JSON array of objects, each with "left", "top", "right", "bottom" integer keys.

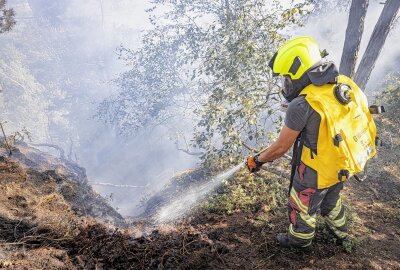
[
  {"left": 0, "top": 110, "right": 398, "bottom": 269},
  {"left": 0, "top": 142, "right": 124, "bottom": 269},
  {"left": 1, "top": 0, "right": 399, "bottom": 269}
]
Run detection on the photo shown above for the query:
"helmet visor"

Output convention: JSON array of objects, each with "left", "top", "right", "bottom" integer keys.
[{"left": 280, "top": 75, "right": 293, "bottom": 97}]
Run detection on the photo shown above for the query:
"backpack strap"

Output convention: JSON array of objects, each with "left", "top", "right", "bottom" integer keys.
[{"left": 289, "top": 131, "right": 305, "bottom": 195}]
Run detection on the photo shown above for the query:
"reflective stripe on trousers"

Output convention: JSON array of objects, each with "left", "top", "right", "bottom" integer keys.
[
  {"left": 325, "top": 197, "right": 348, "bottom": 239},
  {"left": 287, "top": 164, "right": 347, "bottom": 247},
  {"left": 288, "top": 186, "right": 317, "bottom": 247}
]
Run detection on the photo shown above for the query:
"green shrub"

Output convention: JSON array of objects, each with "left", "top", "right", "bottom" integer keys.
[{"left": 203, "top": 169, "right": 286, "bottom": 216}]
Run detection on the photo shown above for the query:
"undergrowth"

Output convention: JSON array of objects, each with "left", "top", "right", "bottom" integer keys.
[
  {"left": 316, "top": 197, "right": 365, "bottom": 253},
  {"left": 202, "top": 159, "right": 366, "bottom": 253},
  {"left": 203, "top": 168, "right": 286, "bottom": 217},
  {"left": 375, "top": 72, "right": 400, "bottom": 113}
]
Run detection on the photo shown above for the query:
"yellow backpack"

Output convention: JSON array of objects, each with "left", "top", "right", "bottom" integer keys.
[{"left": 299, "top": 75, "right": 377, "bottom": 189}]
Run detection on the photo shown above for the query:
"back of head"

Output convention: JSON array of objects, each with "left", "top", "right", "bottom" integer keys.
[
  {"left": 269, "top": 36, "right": 322, "bottom": 80},
  {"left": 269, "top": 36, "right": 338, "bottom": 102}
]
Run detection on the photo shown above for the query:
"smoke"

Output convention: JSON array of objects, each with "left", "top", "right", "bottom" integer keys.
[
  {"left": 295, "top": 0, "right": 400, "bottom": 93},
  {"left": 0, "top": 0, "right": 197, "bottom": 217},
  {"left": 1, "top": 0, "right": 398, "bottom": 217},
  {"left": 62, "top": 1, "right": 199, "bottom": 216}
]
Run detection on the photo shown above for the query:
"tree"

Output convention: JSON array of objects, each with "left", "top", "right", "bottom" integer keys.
[
  {"left": 354, "top": 0, "right": 400, "bottom": 90},
  {"left": 98, "top": 0, "right": 313, "bottom": 164},
  {"left": 339, "top": 0, "right": 369, "bottom": 78},
  {"left": 0, "top": 0, "right": 16, "bottom": 33},
  {"left": 340, "top": 0, "right": 400, "bottom": 90}
]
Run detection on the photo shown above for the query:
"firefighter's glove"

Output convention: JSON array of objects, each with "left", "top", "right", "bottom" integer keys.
[{"left": 247, "top": 154, "right": 265, "bottom": 173}]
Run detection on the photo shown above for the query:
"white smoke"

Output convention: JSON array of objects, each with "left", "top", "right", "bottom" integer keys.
[
  {"left": 1, "top": 0, "right": 398, "bottom": 217},
  {"left": 295, "top": 0, "right": 400, "bottom": 93}
]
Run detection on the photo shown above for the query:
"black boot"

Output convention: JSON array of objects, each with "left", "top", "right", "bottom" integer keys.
[
  {"left": 276, "top": 233, "right": 292, "bottom": 248},
  {"left": 335, "top": 236, "right": 350, "bottom": 246},
  {"left": 276, "top": 233, "right": 311, "bottom": 249},
  {"left": 325, "top": 224, "right": 349, "bottom": 246}
]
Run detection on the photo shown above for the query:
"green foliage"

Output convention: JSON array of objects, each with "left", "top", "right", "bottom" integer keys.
[
  {"left": 98, "top": 0, "right": 314, "bottom": 163},
  {"left": 307, "top": 0, "right": 350, "bottom": 14},
  {"left": 0, "top": 1, "right": 111, "bottom": 148},
  {"left": 203, "top": 169, "right": 286, "bottom": 215},
  {"left": 316, "top": 197, "right": 365, "bottom": 253},
  {"left": 192, "top": 1, "right": 311, "bottom": 164},
  {"left": 376, "top": 72, "right": 400, "bottom": 113},
  {"left": 341, "top": 199, "right": 365, "bottom": 253},
  {"left": 343, "top": 199, "right": 362, "bottom": 234},
  {"left": 341, "top": 236, "right": 363, "bottom": 254}
]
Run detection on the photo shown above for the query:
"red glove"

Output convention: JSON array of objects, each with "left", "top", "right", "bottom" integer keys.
[{"left": 247, "top": 154, "right": 265, "bottom": 173}]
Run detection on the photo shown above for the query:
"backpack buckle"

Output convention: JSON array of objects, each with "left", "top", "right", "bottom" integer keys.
[
  {"left": 333, "top": 134, "right": 343, "bottom": 147},
  {"left": 369, "top": 105, "right": 385, "bottom": 114},
  {"left": 338, "top": 169, "right": 349, "bottom": 181}
]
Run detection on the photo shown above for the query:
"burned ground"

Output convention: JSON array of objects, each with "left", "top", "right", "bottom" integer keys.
[
  {"left": 0, "top": 110, "right": 399, "bottom": 269},
  {"left": 0, "top": 145, "right": 125, "bottom": 269}
]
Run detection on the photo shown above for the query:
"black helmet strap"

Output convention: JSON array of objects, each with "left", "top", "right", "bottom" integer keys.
[{"left": 282, "top": 72, "right": 312, "bottom": 102}]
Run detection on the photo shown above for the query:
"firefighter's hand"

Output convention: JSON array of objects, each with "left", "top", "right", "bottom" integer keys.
[{"left": 247, "top": 154, "right": 264, "bottom": 173}]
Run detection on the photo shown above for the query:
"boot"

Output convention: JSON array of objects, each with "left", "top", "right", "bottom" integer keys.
[
  {"left": 276, "top": 233, "right": 292, "bottom": 248},
  {"left": 325, "top": 224, "right": 349, "bottom": 246},
  {"left": 276, "top": 233, "right": 311, "bottom": 249},
  {"left": 335, "top": 236, "right": 350, "bottom": 246}
]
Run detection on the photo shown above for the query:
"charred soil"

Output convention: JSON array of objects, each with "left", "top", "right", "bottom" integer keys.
[{"left": 0, "top": 110, "right": 399, "bottom": 269}]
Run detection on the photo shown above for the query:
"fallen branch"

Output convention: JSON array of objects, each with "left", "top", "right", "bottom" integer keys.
[
  {"left": 28, "top": 143, "right": 66, "bottom": 160},
  {"left": 241, "top": 141, "right": 255, "bottom": 152},
  {"left": 89, "top": 182, "right": 149, "bottom": 188},
  {"left": 369, "top": 186, "right": 379, "bottom": 199}
]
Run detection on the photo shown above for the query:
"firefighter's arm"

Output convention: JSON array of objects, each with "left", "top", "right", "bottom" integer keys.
[
  {"left": 247, "top": 125, "right": 300, "bottom": 172},
  {"left": 257, "top": 125, "right": 300, "bottom": 162}
]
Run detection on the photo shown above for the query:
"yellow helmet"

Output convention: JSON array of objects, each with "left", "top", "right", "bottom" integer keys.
[{"left": 269, "top": 36, "right": 322, "bottom": 80}]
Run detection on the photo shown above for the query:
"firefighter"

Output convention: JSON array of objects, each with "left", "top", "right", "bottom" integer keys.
[{"left": 247, "top": 36, "right": 376, "bottom": 248}]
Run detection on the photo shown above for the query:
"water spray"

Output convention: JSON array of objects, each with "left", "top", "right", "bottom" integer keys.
[
  {"left": 152, "top": 146, "right": 291, "bottom": 223},
  {"left": 155, "top": 162, "right": 245, "bottom": 223}
]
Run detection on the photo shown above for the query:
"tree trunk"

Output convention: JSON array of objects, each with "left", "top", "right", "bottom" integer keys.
[
  {"left": 339, "top": 0, "right": 369, "bottom": 78},
  {"left": 354, "top": 0, "right": 400, "bottom": 90}
]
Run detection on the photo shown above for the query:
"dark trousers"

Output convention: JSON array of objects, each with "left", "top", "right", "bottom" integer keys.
[{"left": 287, "top": 163, "right": 348, "bottom": 247}]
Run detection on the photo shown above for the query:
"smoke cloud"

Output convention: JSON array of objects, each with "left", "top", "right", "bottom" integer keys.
[
  {"left": 295, "top": 0, "right": 400, "bottom": 93},
  {"left": 0, "top": 0, "right": 196, "bottom": 216},
  {"left": 0, "top": 0, "right": 398, "bottom": 216}
]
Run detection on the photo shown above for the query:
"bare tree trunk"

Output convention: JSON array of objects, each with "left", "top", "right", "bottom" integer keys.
[
  {"left": 354, "top": 0, "right": 400, "bottom": 90},
  {"left": 339, "top": 0, "right": 369, "bottom": 78}
]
